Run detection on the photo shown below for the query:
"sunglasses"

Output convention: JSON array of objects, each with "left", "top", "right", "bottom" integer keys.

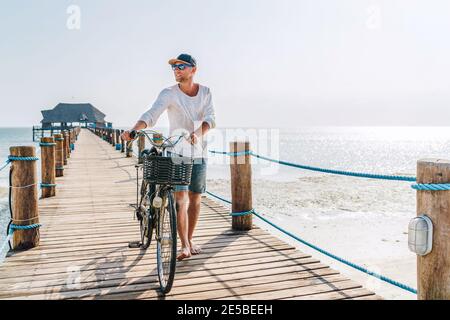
[{"left": 171, "top": 63, "right": 193, "bottom": 71}]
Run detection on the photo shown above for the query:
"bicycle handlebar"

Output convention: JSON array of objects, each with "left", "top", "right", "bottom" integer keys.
[
  {"left": 129, "top": 130, "right": 138, "bottom": 140},
  {"left": 129, "top": 130, "right": 188, "bottom": 150}
]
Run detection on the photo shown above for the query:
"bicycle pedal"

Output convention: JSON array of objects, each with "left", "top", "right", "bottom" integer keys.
[{"left": 128, "top": 241, "right": 142, "bottom": 248}]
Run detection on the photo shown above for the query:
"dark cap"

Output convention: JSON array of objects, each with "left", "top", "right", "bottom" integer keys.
[{"left": 168, "top": 53, "right": 197, "bottom": 67}]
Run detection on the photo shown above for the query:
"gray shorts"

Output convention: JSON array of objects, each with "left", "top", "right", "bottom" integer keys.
[{"left": 168, "top": 152, "right": 207, "bottom": 194}]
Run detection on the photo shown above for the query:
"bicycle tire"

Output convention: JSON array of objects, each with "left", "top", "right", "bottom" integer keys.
[
  {"left": 156, "top": 190, "right": 177, "bottom": 294},
  {"left": 139, "top": 180, "right": 154, "bottom": 249}
]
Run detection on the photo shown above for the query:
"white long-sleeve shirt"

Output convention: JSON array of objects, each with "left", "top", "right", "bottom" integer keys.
[{"left": 139, "top": 84, "right": 216, "bottom": 158}]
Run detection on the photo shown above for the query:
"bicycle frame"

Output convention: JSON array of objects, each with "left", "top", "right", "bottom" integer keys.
[{"left": 131, "top": 129, "right": 186, "bottom": 240}]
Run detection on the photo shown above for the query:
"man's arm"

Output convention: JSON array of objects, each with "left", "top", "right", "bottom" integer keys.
[
  {"left": 132, "top": 120, "right": 147, "bottom": 131},
  {"left": 121, "top": 89, "right": 170, "bottom": 141},
  {"left": 188, "top": 88, "right": 216, "bottom": 144},
  {"left": 189, "top": 122, "right": 211, "bottom": 144}
]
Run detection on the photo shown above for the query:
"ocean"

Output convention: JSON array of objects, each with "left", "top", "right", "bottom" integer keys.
[
  {"left": 1, "top": 126, "right": 449, "bottom": 297},
  {"left": 2, "top": 126, "right": 450, "bottom": 238}
]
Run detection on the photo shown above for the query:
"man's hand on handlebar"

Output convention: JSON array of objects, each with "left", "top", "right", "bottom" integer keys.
[
  {"left": 188, "top": 132, "right": 199, "bottom": 145},
  {"left": 121, "top": 130, "right": 136, "bottom": 141}
]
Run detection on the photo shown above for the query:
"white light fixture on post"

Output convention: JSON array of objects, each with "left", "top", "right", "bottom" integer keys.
[{"left": 408, "top": 214, "right": 433, "bottom": 256}]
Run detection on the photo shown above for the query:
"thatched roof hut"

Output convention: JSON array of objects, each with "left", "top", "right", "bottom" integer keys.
[{"left": 40, "top": 103, "right": 108, "bottom": 128}]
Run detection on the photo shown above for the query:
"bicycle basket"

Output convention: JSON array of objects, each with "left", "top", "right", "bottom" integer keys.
[{"left": 143, "top": 155, "right": 193, "bottom": 185}]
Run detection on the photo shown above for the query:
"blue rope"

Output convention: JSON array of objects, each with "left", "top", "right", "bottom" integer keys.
[
  {"left": 1, "top": 223, "right": 42, "bottom": 263},
  {"left": 8, "top": 156, "right": 39, "bottom": 162},
  {"left": 39, "top": 143, "right": 56, "bottom": 147},
  {"left": 206, "top": 190, "right": 232, "bottom": 204},
  {"left": 205, "top": 190, "right": 417, "bottom": 295},
  {"left": 0, "top": 160, "right": 11, "bottom": 172},
  {"left": 0, "top": 233, "right": 13, "bottom": 263},
  {"left": 209, "top": 150, "right": 252, "bottom": 157},
  {"left": 209, "top": 150, "right": 417, "bottom": 182},
  {"left": 411, "top": 183, "right": 450, "bottom": 191},
  {"left": 40, "top": 183, "right": 57, "bottom": 188},
  {"left": 230, "top": 209, "right": 254, "bottom": 217},
  {"left": 10, "top": 223, "right": 41, "bottom": 231}
]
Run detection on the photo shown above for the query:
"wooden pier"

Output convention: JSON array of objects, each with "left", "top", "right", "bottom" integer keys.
[{"left": 0, "top": 129, "right": 381, "bottom": 300}]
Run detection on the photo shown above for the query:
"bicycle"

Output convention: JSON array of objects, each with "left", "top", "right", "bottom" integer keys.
[{"left": 128, "top": 129, "right": 193, "bottom": 294}]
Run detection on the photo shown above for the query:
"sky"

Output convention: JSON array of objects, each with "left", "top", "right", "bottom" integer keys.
[{"left": 0, "top": 0, "right": 449, "bottom": 128}]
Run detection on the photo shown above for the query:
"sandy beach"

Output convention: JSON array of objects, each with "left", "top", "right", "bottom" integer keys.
[{"left": 207, "top": 176, "right": 417, "bottom": 300}]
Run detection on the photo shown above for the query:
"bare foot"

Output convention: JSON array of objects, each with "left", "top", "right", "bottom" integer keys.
[
  {"left": 177, "top": 247, "right": 191, "bottom": 261},
  {"left": 189, "top": 241, "right": 202, "bottom": 255}
]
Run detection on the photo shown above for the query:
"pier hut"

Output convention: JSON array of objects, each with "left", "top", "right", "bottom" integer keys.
[{"left": 33, "top": 103, "right": 111, "bottom": 141}]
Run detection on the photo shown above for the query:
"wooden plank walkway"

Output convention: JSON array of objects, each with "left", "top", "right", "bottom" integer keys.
[{"left": 0, "top": 129, "right": 381, "bottom": 300}]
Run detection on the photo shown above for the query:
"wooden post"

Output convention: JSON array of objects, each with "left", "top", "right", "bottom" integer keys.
[
  {"left": 67, "top": 130, "right": 72, "bottom": 155},
  {"left": 40, "top": 137, "right": 56, "bottom": 198},
  {"left": 9, "top": 146, "right": 40, "bottom": 249},
  {"left": 69, "top": 129, "right": 74, "bottom": 149},
  {"left": 62, "top": 131, "right": 68, "bottom": 164},
  {"left": 54, "top": 134, "right": 64, "bottom": 177},
  {"left": 120, "top": 130, "right": 125, "bottom": 153},
  {"left": 138, "top": 135, "right": 145, "bottom": 164},
  {"left": 126, "top": 141, "right": 133, "bottom": 158},
  {"left": 416, "top": 159, "right": 450, "bottom": 300},
  {"left": 112, "top": 129, "right": 116, "bottom": 147},
  {"left": 230, "top": 141, "right": 253, "bottom": 231}
]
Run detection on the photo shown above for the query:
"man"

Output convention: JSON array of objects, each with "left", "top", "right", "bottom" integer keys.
[{"left": 121, "top": 53, "right": 216, "bottom": 261}]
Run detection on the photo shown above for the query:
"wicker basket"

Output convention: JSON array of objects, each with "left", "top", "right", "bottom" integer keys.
[{"left": 143, "top": 155, "right": 193, "bottom": 185}]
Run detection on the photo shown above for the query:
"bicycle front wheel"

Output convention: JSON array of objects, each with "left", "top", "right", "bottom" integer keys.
[
  {"left": 156, "top": 190, "right": 177, "bottom": 294},
  {"left": 139, "top": 180, "right": 154, "bottom": 249}
]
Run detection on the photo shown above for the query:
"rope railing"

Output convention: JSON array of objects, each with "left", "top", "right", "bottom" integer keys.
[
  {"left": 209, "top": 149, "right": 450, "bottom": 193},
  {"left": 411, "top": 183, "right": 450, "bottom": 191},
  {"left": 1, "top": 135, "right": 78, "bottom": 264},
  {"left": 205, "top": 190, "right": 418, "bottom": 295},
  {"left": 207, "top": 149, "right": 442, "bottom": 294},
  {"left": 0, "top": 160, "right": 10, "bottom": 172},
  {"left": 0, "top": 155, "right": 43, "bottom": 264},
  {"left": 209, "top": 150, "right": 417, "bottom": 182},
  {"left": 0, "top": 156, "right": 54, "bottom": 189}
]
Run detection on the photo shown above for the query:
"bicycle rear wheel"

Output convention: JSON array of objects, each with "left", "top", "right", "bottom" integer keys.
[{"left": 156, "top": 190, "right": 177, "bottom": 294}]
